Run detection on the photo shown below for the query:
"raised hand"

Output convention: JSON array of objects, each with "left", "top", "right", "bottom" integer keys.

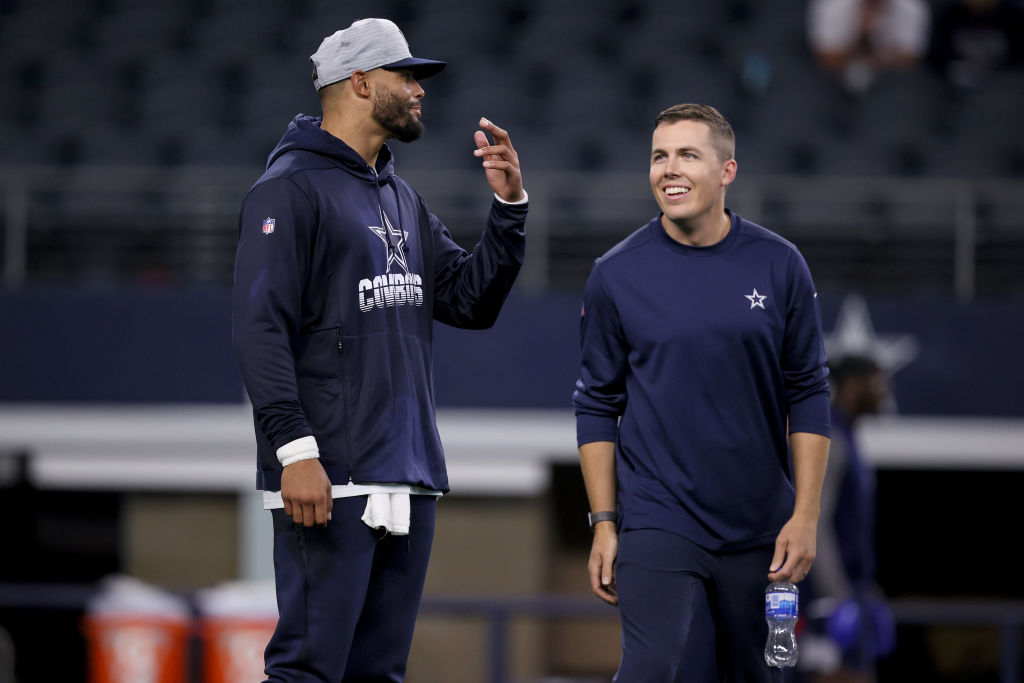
[{"left": 473, "top": 118, "right": 525, "bottom": 203}]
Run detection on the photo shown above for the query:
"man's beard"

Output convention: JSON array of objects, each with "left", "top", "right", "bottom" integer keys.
[{"left": 372, "top": 87, "right": 423, "bottom": 143}]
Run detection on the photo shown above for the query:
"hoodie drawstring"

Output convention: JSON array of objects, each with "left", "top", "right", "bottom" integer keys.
[{"left": 378, "top": 171, "right": 409, "bottom": 256}]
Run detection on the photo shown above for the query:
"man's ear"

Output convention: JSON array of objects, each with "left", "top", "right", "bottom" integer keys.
[
  {"left": 350, "top": 70, "right": 371, "bottom": 97},
  {"left": 722, "top": 158, "right": 738, "bottom": 187}
]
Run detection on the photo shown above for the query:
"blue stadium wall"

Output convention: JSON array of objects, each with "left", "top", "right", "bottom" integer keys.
[{"left": 0, "top": 287, "right": 1020, "bottom": 417}]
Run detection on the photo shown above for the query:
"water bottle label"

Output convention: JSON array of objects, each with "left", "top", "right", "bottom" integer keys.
[{"left": 765, "top": 592, "right": 798, "bottom": 620}]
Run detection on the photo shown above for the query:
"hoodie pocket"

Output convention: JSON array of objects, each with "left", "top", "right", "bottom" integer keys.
[{"left": 294, "top": 326, "right": 351, "bottom": 477}]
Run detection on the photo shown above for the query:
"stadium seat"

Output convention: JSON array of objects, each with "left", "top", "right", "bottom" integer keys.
[
  {"left": 0, "top": 0, "right": 1018, "bottom": 181},
  {"left": 0, "top": 2, "right": 91, "bottom": 63},
  {"left": 90, "top": 6, "right": 187, "bottom": 63}
]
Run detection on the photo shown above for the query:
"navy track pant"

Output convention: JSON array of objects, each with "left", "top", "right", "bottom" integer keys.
[
  {"left": 613, "top": 528, "right": 789, "bottom": 683},
  {"left": 263, "top": 495, "right": 436, "bottom": 682}
]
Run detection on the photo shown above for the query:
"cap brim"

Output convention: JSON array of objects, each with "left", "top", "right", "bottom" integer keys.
[{"left": 383, "top": 56, "right": 447, "bottom": 79}]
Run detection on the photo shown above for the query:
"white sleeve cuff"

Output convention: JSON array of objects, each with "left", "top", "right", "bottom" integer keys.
[
  {"left": 494, "top": 190, "right": 528, "bottom": 205},
  {"left": 276, "top": 435, "right": 320, "bottom": 467}
]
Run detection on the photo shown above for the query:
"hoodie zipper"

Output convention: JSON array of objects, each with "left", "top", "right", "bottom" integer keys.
[{"left": 336, "top": 327, "right": 354, "bottom": 482}]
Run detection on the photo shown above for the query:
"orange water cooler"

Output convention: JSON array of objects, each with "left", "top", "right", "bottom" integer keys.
[
  {"left": 83, "top": 576, "right": 192, "bottom": 683},
  {"left": 197, "top": 580, "right": 278, "bottom": 683}
]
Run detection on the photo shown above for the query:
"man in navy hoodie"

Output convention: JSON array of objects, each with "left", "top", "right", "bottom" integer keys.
[
  {"left": 573, "top": 104, "right": 830, "bottom": 681},
  {"left": 232, "top": 18, "right": 527, "bottom": 682}
]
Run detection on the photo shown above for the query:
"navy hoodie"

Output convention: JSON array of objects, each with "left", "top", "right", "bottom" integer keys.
[
  {"left": 573, "top": 212, "right": 830, "bottom": 550},
  {"left": 233, "top": 115, "right": 527, "bottom": 492}
]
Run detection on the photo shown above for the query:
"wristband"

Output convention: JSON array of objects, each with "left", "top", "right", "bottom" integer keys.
[
  {"left": 276, "top": 435, "right": 320, "bottom": 467},
  {"left": 494, "top": 189, "right": 528, "bottom": 205},
  {"left": 587, "top": 510, "right": 617, "bottom": 530}
]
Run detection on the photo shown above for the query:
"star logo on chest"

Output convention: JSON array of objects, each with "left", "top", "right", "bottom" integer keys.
[
  {"left": 368, "top": 212, "right": 411, "bottom": 275},
  {"left": 745, "top": 288, "right": 767, "bottom": 310}
]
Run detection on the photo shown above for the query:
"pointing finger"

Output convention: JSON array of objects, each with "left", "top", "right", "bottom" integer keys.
[{"left": 479, "top": 117, "right": 513, "bottom": 146}]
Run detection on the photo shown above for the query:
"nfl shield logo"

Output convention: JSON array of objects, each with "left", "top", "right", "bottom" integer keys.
[{"left": 262, "top": 217, "right": 275, "bottom": 235}]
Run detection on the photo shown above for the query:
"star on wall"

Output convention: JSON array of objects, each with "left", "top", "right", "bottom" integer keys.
[{"left": 824, "top": 294, "right": 919, "bottom": 374}]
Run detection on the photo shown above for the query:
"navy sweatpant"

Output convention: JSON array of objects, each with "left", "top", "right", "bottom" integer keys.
[
  {"left": 263, "top": 495, "right": 436, "bottom": 682},
  {"left": 614, "top": 528, "right": 788, "bottom": 683}
]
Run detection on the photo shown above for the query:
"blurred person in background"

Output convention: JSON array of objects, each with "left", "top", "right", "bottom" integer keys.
[
  {"left": 0, "top": 625, "right": 12, "bottom": 683},
  {"left": 232, "top": 18, "right": 527, "bottom": 682},
  {"left": 573, "top": 103, "right": 831, "bottom": 682},
  {"left": 801, "top": 355, "right": 895, "bottom": 683},
  {"left": 808, "top": 0, "right": 931, "bottom": 93},
  {"left": 928, "top": 0, "right": 1024, "bottom": 89}
]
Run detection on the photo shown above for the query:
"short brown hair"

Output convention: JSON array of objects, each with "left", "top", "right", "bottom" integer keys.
[{"left": 654, "top": 103, "right": 735, "bottom": 163}]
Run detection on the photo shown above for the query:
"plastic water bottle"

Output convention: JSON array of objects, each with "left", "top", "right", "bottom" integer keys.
[{"left": 764, "top": 581, "right": 799, "bottom": 667}]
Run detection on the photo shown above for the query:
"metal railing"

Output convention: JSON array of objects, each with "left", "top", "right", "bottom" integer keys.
[
  {"left": 2, "top": 166, "right": 1023, "bottom": 299},
  {"left": 418, "top": 595, "right": 1024, "bottom": 683},
  {"left": 0, "top": 583, "right": 1019, "bottom": 682}
]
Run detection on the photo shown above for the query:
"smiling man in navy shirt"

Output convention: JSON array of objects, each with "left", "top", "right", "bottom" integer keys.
[{"left": 573, "top": 103, "right": 831, "bottom": 682}]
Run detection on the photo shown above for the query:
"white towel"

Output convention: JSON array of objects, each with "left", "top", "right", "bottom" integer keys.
[{"left": 361, "top": 492, "right": 411, "bottom": 535}]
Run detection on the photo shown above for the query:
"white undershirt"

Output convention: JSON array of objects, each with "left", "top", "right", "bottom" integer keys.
[
  {"left": 262, "top": 482, "right": 442, "bottom": 510},
  {"left": 262, "top": 436, "right": 442, "bottom": 509}
]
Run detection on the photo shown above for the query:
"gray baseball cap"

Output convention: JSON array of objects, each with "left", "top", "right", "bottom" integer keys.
[{"left": 310, "top": 18, "right": 446, "bottom": 91}]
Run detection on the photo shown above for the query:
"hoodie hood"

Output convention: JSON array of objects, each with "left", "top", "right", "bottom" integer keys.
[{"left": 266, "top": 114, "right": 395, "bottom": 184}]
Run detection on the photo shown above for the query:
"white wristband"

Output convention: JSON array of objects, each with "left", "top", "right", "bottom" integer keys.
[
  {"left": 276, "top": 435, "right": 320, "bottom": 467},
  {"left": 494, "top": 189, "right": 528, "bottom": 205}
]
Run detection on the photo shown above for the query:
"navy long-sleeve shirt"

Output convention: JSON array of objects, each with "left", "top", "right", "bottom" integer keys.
[{"left": 573, "top": 211, "right": 830, "bottom": 550}]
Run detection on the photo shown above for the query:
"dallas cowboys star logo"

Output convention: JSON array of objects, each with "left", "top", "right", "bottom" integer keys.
[
  {"left": 368, "top": 212, "right": 411, "bottom": 275},
  {"left": 745, "top": 288, "right": 767, "bottom": 310}
]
